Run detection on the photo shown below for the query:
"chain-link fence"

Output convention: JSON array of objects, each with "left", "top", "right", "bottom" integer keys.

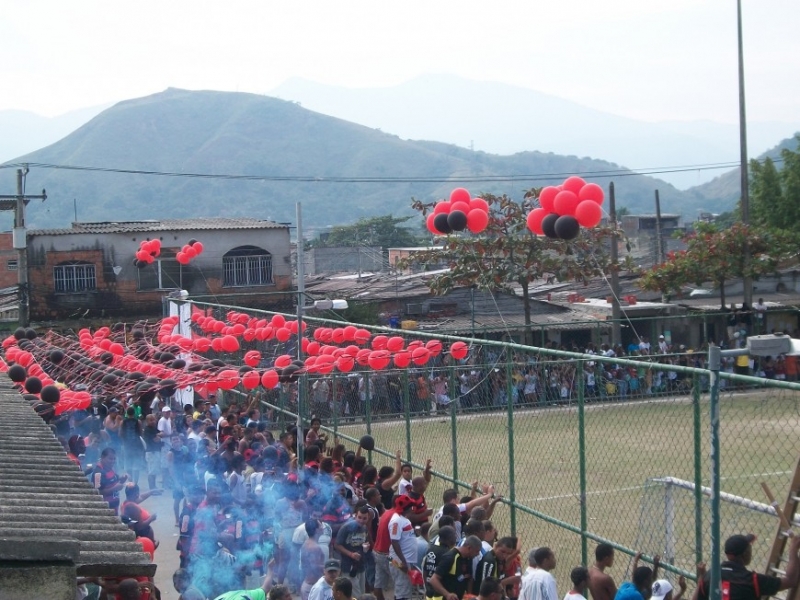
[{"left": 188, "top": 300, "right": 800, "bottom": 592}]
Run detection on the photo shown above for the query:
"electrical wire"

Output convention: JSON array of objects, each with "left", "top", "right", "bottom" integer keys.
[{"left": 0, "top": 157, "right": 785, "bottom": 184}]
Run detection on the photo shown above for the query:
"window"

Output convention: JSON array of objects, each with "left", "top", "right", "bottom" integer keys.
[
  {"left": 54, "top": 262, "right": 96, "bottom": 293},
  {"left": 223, "top": 246, "right": 273, "bottom": 287},
  {"left": 7, "top": 260, "right": 17, "bottom": 271},
  {"left": 137, "top": 251, "right": 182, "bottom": 291}
]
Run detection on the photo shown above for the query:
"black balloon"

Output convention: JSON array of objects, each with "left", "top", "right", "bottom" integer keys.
[
  {"left": 126, "top": 371, "right": 146, "bottom": 381},
  {"left": 49, "top": 349, "right": 64, "bottom": 364},
  {"left": 18, "top": 340, "right": 32, "bottom": 350},
  {"left": 13, "top": 327, "right": 26, "bottom": 340},
  {"left": 541, "top": 213, "right": 560, "bottom": 239},
  {"left": 210, "top": 359, "right": 226, "bottom": 368},
  {"left": 447, "top": 210, "right": 468, "bottom": 232},
  {"left": 8, "top": 365, "right": 26, "bottom": 382},
  {"left": 238, "top": 365, "right": 254, "bottom": 374},
  {"left": 100, "top": 352, "right": 114, "bottom": 365},
  {"left": 160, "top": 378, "right": 177, "bottom": 397},
  {"left": 132, "top": 330, "right": 145, "bottom": 340},
  {"left": 25, "top": 328, "right": 37, "bottom": 340},
  {"left": 135, "top": 260, "right": 147, "bottom": 269},
  {"left": 188, "top": 238, "right": 198, "bottom": 246},
  {"left": 433, "top": 213, "right": 453, "bottom": 234},
  {"left": 554, "top": 215, "right": 580, "bottom": 240},
  {"left": 171, "top": 359, "right": 186, "bottom": 369},
  {"left": 24, "top": 377, "right": 43, "bottom": 394},
  {"left": 359, "top": 434, "right": 376, "bottom": 451},
  {"left": 160, "top": 352, "right": 175, "bottom": 363},
  {"left": 40, "top": 385, "right": 61, "bottom": 404},
  {"left": 279, "top": 364, "right": 301, "bottom": 383},
  {"left": 101, "top": 373, "right": 118, "bottom": 386}
]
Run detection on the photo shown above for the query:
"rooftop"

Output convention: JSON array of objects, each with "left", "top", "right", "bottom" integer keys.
[{"left": 29, "top": 217, "right": 288, "bottom": 236}]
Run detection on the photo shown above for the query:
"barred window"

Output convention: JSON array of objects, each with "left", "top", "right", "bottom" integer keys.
[
  {"left": 223, "top": 246, "right": 273, "bottom": 287},
  {"left": 54, "top": 262, "right": 97, "bottom": 293}
]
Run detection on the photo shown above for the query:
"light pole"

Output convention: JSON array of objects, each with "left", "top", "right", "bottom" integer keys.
[{"left": 737, "top": 0, "right": 753, "bottom": 308}]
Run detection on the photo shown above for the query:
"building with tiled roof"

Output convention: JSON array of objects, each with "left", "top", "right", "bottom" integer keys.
[{"left": 26, "top": 218, "right": 292, "bottom": 321}]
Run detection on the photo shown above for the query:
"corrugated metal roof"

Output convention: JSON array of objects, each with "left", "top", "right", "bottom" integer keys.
[{"left": 29, "top": 217, "right": 288, "bottom": 236}]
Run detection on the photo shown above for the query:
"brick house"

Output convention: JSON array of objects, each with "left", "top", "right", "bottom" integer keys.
[{"left": 26, "top": 218, "right": 292, "bottom": 321}]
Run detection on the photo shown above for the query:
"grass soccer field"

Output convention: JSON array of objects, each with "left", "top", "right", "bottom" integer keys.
[{"left": 338, "top": 389, "right": 800, "bottom": 590}]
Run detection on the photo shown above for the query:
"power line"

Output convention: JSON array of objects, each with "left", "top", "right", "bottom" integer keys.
[{"left": 0, "top": 157, "right": 784, "bottom": 184}]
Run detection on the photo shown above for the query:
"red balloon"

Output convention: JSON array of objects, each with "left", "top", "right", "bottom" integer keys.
[
  {"left": 575, "top": 200, "right": 603, "bottom": 228},
  {"left": 393, "top": 350, "right": 411, "bottom": 368},
  {"left": 332, "top": 328, "right": 346, "bottom": 344},
  {"left": 450, "top": 341, "right": 469, "bottom": 361},
  {"left": 371, "top": 335, "right": 388, "bottom": 350},
  {"left": 426, "top": 339, "right": 442, "bottom": 356},
  {"left": 578, "top": 182, "right": 605, "bottom": 205},
  {"left": 274, "top": 354, "right": 293, "bottom": 368},
  {"left": 368, "top": 350, "right": 391, "bottom": 371},
  {"left": 135, "top": 250, "right": 150, "bottom": 262},
  {"left": 221, "top": 335, "right": 239, "bottom": 352},
  {"left": 562, "top": 176, "right": 586, "bottom": 195},
  {"left": 336, "top": 355, "right": 355, "bottom": 373},
  {"left": 433, "top": 202, "right": 451, "bottom": 215},
  {"left": 271, "top": 314, "right": 286, "bottom": 328},
  {"left": 450, "top": 201, "right": 471, "bottom": 214},
  {"left": 192, "top": 241, "right": 204, "bottom": 254},
  {"left": 150, "top": 239, "right": 161, "bottom": 255},
  {"left": 243, "top": 328, "right": 257, "bottom": 342},
  {"left": 354, "top": 329, "right": 372, "bottom": 345},
  {"left": 176, "top": 252, "right": 190, "bottom": 265},
  {"left": 386, "top": 336, "right": 405, "bottom": 352},
  {"left": 261, "top": 370, "right": 279, "bottom": 388},
  {"left": 244, "top": 350, "right": 261, "bottom": 367},
  {"left": 467, "top": 209, "right": 489, "bottom": 234},
  {"left": 356, "top": 348, "right": 372, "bottom": 367},
  {"left": 426, "top": 213, "right": 439, "bottom": 235},
  {"left": 411, "top": 346, "right": 431, "bottom": 366},
  {"left": 469, "top": 197, "right": 489, "bottom": 213},
  {"left": 553, "top": 190, "right": 580, "bottom": 217},
  {"left": 527, "top": 208, "right": 548, "bottom": 235},
  {"left": 316, "top": 354, "right": 336, "bottom": 374},
  {"left": 217, "top": 369, "right": 240, "bottom": 390},
  {"left": 184, "top": 246, "right": 197, "bottom": 259},
  {"left": 193, "top": 337, "right": 212, "bottom": 352},
  {"left": 108, "top": 342, "right": 125, "bottom": 356},
  {"left": 539, "top": 186, "right": 560, "bottom": 212},
  {"left": 242, "top": 371, "right": 260, "bottom": 390},
  {"left": 306, "top": 341, "right": 321, "bottom": 356},
  {"left": 450, "top": 188, "right": 471, "bottom": 204},
  {"left": 275, "top": 327, "right": 291, "bottom": 342}
]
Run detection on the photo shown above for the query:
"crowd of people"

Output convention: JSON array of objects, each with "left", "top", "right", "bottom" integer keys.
[{"left": 52, "top": 377, "right": 800, "bottom": 600}]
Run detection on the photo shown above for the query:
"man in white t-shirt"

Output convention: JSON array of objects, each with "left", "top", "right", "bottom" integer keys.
[
  {"left": 519, "top": 547, "right": 558, "bottom": 600},
  {"left": 308, "top": 559, "right": 341, "bottom": 600},
  {"left": 431, "top": 485, "right": 495, "bottom": 524},
  {"left": 397, "top": 463, "right": 413, "bottom": 496},
  {"left": 638, "top": 337, "right": 651, "bottom": 354},
  {"left": 388, "top": 496, "right": 418, "bottom": 600},
  {"left": 157, "top": 406, "right": 174, "bottom": 485},
  {"left": 564, "top": 566, "right": 589, "bottom": 600},
  {"left": 658, "top": 335, "right": 669, "bottom": 354}
]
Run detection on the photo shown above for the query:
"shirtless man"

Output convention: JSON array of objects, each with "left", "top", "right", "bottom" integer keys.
[{"left": 588, "top": 543, "right": 617, "bottom": 600}]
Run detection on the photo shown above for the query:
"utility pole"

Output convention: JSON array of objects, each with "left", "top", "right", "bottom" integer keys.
[
  {"left": 0, "top": 168, "right": 46, "bottom": 327},
  {"left": 737, "top": 0, "right": 753, "bottom": 309},
  {"left": 609, "top": 182, "right": 621, "bottom": 347},
  {"left": 654, "top": 190, "right": 668, "bottom": 304}
]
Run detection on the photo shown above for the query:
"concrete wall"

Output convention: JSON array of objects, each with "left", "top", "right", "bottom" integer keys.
[{"left": 26, "top": 227, "right": 293, "bottom": 320}]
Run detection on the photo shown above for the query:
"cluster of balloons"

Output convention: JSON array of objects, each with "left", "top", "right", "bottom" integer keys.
[
  {"left": 426, "top": 188, "right": 490, "bottom": 235},
  {"left": 526, "top": 176, "right": 605, "bottom": 240},
  {"left": 134, "top": 239, "right": 162, "bottom": 268},
  {"left": 2, "top": 310, "right": 477, "bottom": 422},
  {"left": 176, "top": 239, "right": 205, "bottom": 266}
]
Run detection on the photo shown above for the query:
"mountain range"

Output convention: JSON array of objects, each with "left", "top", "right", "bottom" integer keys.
[{"left": 0, "top": 86, "right": 796, "bottom": 233}]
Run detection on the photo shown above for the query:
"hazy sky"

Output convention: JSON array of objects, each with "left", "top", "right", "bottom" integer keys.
[{"left": 3, "top": 1, "right": 798, "bottom": 124}]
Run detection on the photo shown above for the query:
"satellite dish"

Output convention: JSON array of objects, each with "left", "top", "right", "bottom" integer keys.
[{"left": 112, "top": 266, "right": 122, "bottom": 275}]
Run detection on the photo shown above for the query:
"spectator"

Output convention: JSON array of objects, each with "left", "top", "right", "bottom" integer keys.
[
  {"left": 428, "top": 535, "right": 484, "bottom": 600},
  {"left": 565, "top": 567, "right": 590, "bottom": 600},
  {"left": 309, "top": 559, "right": 342, "bottom": 600},
  {"left": 519, "top": 547, "right": 558, "bottom": 600},
  {"left": 588, "top": 543, "right": 617, "bottom": 600}
]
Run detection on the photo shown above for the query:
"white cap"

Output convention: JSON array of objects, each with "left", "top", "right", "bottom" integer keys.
[
  {"left": 162, "top": 406, "right": 171, "bottom": 412},
  {"left": 651, "top": 580, "right": 673, "bottom": 600}
]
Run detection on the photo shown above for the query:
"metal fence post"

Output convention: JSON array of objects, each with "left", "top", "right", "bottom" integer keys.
[
  {"left": 365, "top": 373, "right": 372, "bottom": 464},
  {"left": 506, "top": 358, "right": 517, "bottom": 536},
  {"left": 332, "top": 374, "right": 339, "bottom": 440},
  {"left": 692, "top": 373, "right": 703, "bottom": 565},
  {"left": 451, "top": 378, "right": 459, "bottom": 486},
  {"left": 577, "top": 359, "right": 588, "bottom": 566},
  {"left": 708, "top": 346, "right": 722, "bottom": 600},
  {"left": 404, "top": 371, "right": 412, "bottom": 462}
]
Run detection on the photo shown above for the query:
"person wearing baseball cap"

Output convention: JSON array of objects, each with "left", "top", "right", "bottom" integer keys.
[
  {"left": 308, "top": 559, "right": 341, "bottom": 600},
  {"left": 651, "top": 577, "right": 686, "bottom": 600},
  {"left": 694, "top": 533, "right": 800, "bottom": 600}
]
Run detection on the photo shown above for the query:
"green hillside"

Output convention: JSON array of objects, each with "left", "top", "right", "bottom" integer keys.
[
  {"left": 1, "top": 88, "right": 734, "bottom": 230},
  {"left": 686, "top": 133, "right": 800, "bottom": 212}
]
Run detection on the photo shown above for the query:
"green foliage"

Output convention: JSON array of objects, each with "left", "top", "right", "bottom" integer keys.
[
  {"left": 309, "top": 215, "right": 423, "bottom": 249},
  {"left": 749, "top": 135, "right": 800, "bottom": 232},
  {"left": 403, "top": 191, "right": 622, "bottom": 331},
  {"left": 639, "top": 222, "right": 797, "bottom": 308}
]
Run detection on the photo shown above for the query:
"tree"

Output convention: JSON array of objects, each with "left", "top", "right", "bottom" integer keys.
[
  {"left": 750, "top": 157, "right": 786, "bottom": 229},
  {"left": 404, "top": 192, "right": 625, "bottom": 342},
  {"left": 750, "top": 135, "right": 800, "bottom": 232},
  {"left": 639, "top": 222, "right": 796, "bottom": 308},
  {"left": 309, "top": 215, "right": 424, "bottom": 249}
]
